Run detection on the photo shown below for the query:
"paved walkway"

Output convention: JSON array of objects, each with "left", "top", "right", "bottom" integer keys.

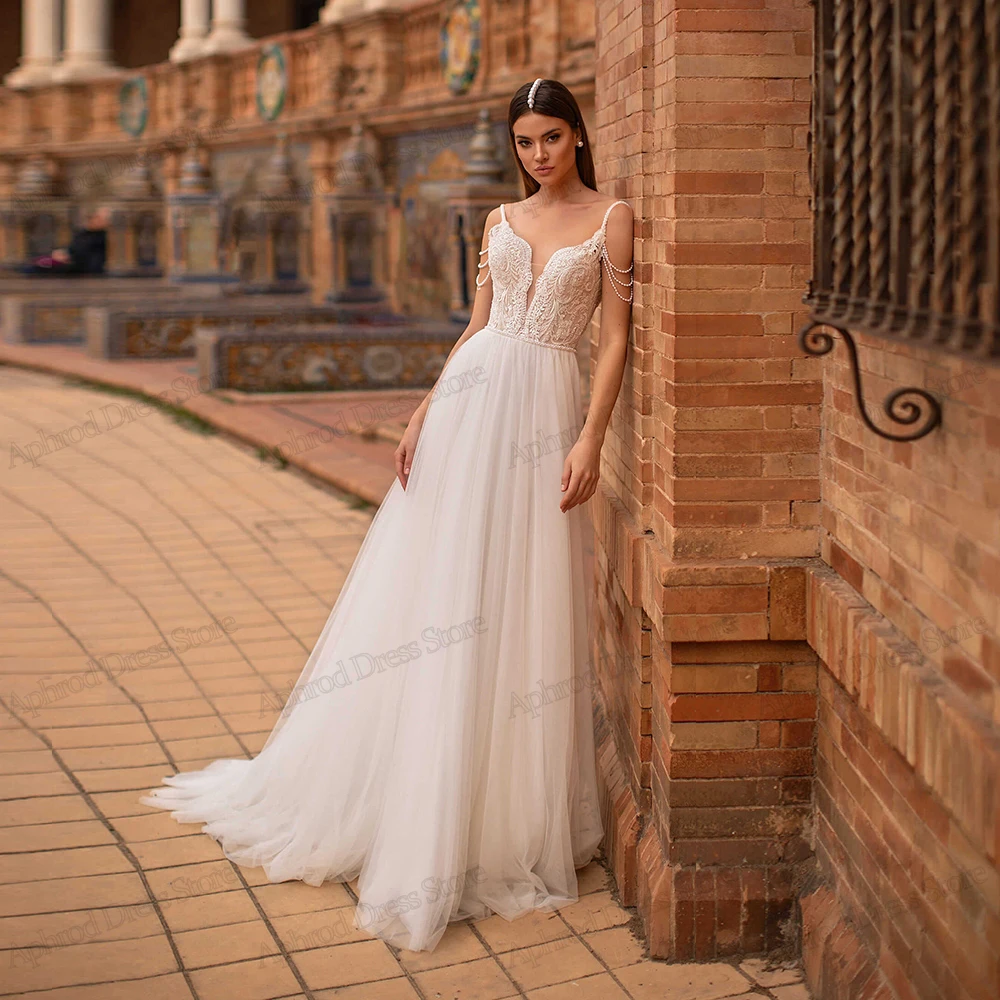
[
  {"left": 0, "top": 367, "right": 813, "bottom": 998},
  {"left": 0, "top": 342, "right": 413, "bottom": 506}
]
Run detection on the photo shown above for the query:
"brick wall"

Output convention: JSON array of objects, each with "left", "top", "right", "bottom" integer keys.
[
  {"left": 802, "top": 337, "right": 1000, "bottom": 1000},
  {"left": 592, "top": 0, "right": 818, "bottom": 961},
  {"left": 592, "top": 0, "right": 998, "bottom": 993}
]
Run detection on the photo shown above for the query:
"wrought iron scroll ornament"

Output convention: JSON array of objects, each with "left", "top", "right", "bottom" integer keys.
[
  {"left": 801, "top": 0, "right": 998, "bottom": 440},
  {"left": 798, "top": 320, "right": 942, "bottom": 441}
]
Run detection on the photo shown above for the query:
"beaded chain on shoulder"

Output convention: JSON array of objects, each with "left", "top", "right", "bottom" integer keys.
[
  {"left": 601, "top": 243, "right": 633, "bottom": 303},
  {"left": 476, "top": 243, "right": 490, "bottom": 288}
]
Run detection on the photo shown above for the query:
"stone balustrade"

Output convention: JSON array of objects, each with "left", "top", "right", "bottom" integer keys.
[{"left": 0, "top": 2, "right": 590, "bottom": 157}]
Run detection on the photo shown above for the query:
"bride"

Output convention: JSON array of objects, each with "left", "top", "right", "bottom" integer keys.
[{"left": 140, "top": 77, "right": 634, "bottom": 954}]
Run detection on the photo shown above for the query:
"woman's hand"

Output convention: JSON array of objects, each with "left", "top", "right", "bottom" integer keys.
[
  {"left": 559, "top": 433, "right": 602, "bottom": 512},
  {"left": 394, "top": 410, "right": 426, "bottom": 490}
]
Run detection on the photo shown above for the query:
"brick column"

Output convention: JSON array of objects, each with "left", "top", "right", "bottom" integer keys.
[{"left": 591, "top": 0, "right": 819, "bottom": 960}]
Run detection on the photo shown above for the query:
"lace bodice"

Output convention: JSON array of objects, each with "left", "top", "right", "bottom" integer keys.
[{"left": 477, "top": 200, "right": 632, "bottom": 352}]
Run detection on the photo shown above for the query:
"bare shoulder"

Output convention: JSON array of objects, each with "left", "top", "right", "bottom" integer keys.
[
  {"left": 601, "top": 198, "right": 633, "bottom": 226},
  {"left": 601, "top": 199, "right": 634, "bottom": 248}
]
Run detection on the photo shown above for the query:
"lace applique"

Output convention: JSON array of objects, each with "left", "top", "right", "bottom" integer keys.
[{"left": 479, "top": 200, "right": 632, "bottom": 352}]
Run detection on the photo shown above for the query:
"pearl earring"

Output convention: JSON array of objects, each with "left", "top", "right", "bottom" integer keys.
[{"left": 576, "top": 141, "right": 583, "bottom": 147}]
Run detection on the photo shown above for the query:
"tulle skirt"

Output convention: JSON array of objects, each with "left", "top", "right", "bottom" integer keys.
[{"left": 138, "top": 324, "right": 605, "bottom": 953}]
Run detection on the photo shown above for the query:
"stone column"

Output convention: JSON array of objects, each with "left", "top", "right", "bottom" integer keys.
[
  {"left": 5, "top": 0, "right": 62, "bottom": 89},
  {"left": 204, "top": 0, "right": 252, "bottom": 54},
  {"left": 170, "top": 0, "right": 211, "bottom": 62},
  {"left": 53, "top": 0, "right": 118, "bottom": 82}
]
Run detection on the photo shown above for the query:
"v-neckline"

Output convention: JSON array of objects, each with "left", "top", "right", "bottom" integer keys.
[{"left": 500, "top": 215, "right": 604, "bottom": 316}]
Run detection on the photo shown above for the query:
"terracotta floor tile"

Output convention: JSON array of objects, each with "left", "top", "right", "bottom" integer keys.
[
  {"left": 14, "top": 972, "right": 195, "bottom": 1000},
  {"left": 772, "top": 986, "right": 811, "bottom": 1000},
  {"left": 313, "top": 980, "right": 422, "bottom": 1000},
  {"left": 45, "top": 722, "right": 157, "bottom": 749},
  {"left": 78, "top": 764, "right": 180, "bottom": 794},
  {"left": 0, "top": 729, "right": 48, "bottom": 751},
  {"left": 0, "top": 749, "right": 58, "bottom": 773},
  {"left": 273, "top": 905, "right": 376, "bottom": 950},
  {"left": 499, "top": 934, "right": 604, "bottom": 991},
  {"left": 188, "top": 954, "right": 303, "bottom": 1000},
  {"left": 294, "top": 938, "right": 401, "bottom": 990},
  {"left": 253, "top": 879, "right": 355, "bottom": 918},
  {"left": 396, "top": 919, "right": 488, "bottom": 972},
  {"left": 526, "top": 971, "right": 632, "bottom": 1000},
  {"left": 615, "top": 960, "right": 755, "bottom": 1000},
  {"left": 582, "top": 925, "right": 646, "bottom": 969},
  {"left": 0, "top": 819, "right": 115, "bottom": 852},
  {"left": 1, "top": 846, "right": 134, "bottom": 885},
  {"left": 5, "top": 933, "right": 177, "bottom": 995},
  {"left": 473, "top": 906, "right": 573, "bottom": 953},
  {"left": 574, "top": 861, "right": 611, "bottom": 896},
  {"left": 112, "top": 810, "right": 203, "bottom": 842},
  {"left": 59, "top": 743, "right": 169, "bottom": 770},
  {"left": 151, "top": 716, "right": 229, "bottom": 740},
  {"left": 413, "top": 955, "right": 521, "bottom": 1000},
  {"left": 160, "top": 887, "right": 261, "bottom": 933},
  {"left": 129, "top": 832, "right": 226, "bottom": 869},
  {"left": 174, "top": 917, "right": 280, "bottom": 968},
  {"left": 0, "top": 872, "right": 148, "bottom": 918},
  {"left": 0, "top": 772, "right": 76, "bottom": 799},
  {"left": 0, "top": 902, "right": 164, "bottom": 949},
  {"left": 555, "top": 890, "right": 632, "bottom": 936}
]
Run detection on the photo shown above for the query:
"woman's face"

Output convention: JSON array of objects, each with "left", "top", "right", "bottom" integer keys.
[{"left": 512, "top": 112, "right": 580, "bottom": 186}]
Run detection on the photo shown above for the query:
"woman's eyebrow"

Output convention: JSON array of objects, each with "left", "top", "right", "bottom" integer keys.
[{"left": 514, "top": 128, "right": 561, "bottom": 140}]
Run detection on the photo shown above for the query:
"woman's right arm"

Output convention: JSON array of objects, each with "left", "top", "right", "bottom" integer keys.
[{"left": 394, "top": 206, "right": 501, "bottom": 489}]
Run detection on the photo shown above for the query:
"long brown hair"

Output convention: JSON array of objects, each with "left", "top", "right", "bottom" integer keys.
[{"left": 507, "top": 79, "right": 598, "bottom": 198}]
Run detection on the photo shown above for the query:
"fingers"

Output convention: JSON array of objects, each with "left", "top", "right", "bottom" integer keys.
[
  {"left": 560, "top": 468, "right": 598, "bottom": 512},
  {"left": 560, "top": 466, "right": 585, "bottom": 512},
  {"left": 394, "top": 445, "right": 409, "bottom": 490}
]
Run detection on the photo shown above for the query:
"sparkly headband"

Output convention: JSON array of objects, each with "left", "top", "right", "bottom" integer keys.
[{"left": 527, "top": 78, "right": 543, "bottom": 109}]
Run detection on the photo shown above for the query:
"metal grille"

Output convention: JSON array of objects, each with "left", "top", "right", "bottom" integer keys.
[{"left": 806, "top": 0, "right": 1000, "bottom": 361}]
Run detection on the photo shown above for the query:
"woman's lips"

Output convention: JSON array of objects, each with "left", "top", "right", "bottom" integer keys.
[{"left": 536, "top": 166, "right": 552, "bottom": 173}]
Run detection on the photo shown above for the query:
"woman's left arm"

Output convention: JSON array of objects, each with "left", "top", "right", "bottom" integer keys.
[{"left": 560, "top": 202, "right": 635, "bottom": 513}]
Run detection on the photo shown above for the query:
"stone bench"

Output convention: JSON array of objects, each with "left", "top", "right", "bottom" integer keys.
[
  {"left": 84, "top": 300, "right": 406, "bottom": 360},
  {"left": 195, "top": 322, "right": 461, "bottom": 393},
  {"left": 2, "top": 282, "right": 230, "bottom": 344}
]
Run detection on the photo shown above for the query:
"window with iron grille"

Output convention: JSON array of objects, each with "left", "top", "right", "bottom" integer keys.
[{"left": 804, "top": 0, "right": 999, "bottom": 363}]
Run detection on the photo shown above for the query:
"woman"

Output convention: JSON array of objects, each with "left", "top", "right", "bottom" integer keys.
[{"left": 140, "top": 77, "right": 634, "bottom": 954}]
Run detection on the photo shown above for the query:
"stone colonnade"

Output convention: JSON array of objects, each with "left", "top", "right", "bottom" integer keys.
[
  {"left": 5, "top": 0, "right": 432, "bottom": 86},
  {"left": 5, "top": 0, "right": 255, "bottom": 86}
]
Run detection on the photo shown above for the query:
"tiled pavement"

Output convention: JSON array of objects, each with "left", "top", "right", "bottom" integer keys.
[{"left": 0, "top": 366, "right": 813, "bottom": 999}]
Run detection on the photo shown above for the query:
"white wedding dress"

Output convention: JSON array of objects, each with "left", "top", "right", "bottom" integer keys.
[{"left": 140, "top": 198, "right": 632, "bottom": 953}]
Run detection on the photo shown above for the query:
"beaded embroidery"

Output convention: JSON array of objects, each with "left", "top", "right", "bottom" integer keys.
[{"left": 475, "top": 200, "right": 632, "bottom": 352}]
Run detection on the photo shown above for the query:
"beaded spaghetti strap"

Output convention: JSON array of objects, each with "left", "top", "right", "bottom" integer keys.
[
  {"left": 476, "top": 205, "right": 504, "bottom": 289},
  {"left": 599, "top": 200, "right": 634, "bottom": 303}
]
